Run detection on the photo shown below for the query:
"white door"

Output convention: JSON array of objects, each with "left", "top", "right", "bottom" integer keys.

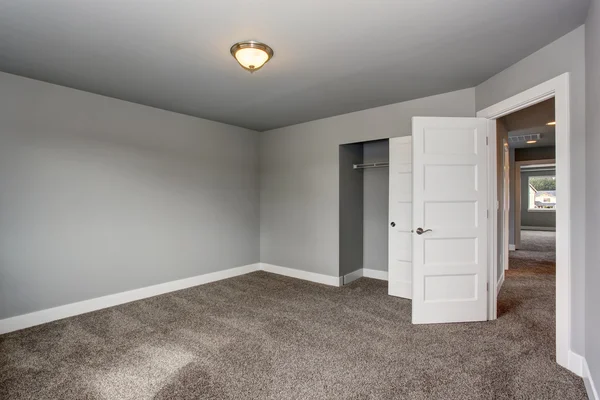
[
  {"left": 412, "top": 117, "right": 489, "bottom": 324},
  {"left": 388, "top": 136, "right": 412, "bottom": 299}
]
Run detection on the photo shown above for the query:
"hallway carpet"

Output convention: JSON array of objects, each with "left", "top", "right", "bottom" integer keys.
[
  {"left": 510, "top": 230, "right": 556, "bottom": 265},
  {"left": 1, "top": 268, "right": 586, "bottom": 399}
]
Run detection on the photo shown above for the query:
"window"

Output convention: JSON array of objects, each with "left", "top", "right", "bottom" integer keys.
[{"left": 528, "top": 175, "right": 556, "bottom": 211}]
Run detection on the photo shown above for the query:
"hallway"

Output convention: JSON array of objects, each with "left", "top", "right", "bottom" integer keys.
[
  {"left": 509, "top": 230, "right": 556, "bottom": 266},
  {"left": 502, "top": 230, "right": 557, "bottom": 318},
  {"left": 496, "top": 230, "right": 585, "bottom": 396}
]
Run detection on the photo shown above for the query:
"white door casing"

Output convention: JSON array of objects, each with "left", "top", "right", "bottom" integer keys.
[
  {"left": 388, "top": 136, "right": 412, "bottom": 299},
  {"left": 477, "top": 74, "right": 571, "bottom": 372},
  {"left": 503, "top": 139, "right": 510, "bottom": 271},
  {"left": 412, "top": 117, "right": 489, "bottom": 324}
]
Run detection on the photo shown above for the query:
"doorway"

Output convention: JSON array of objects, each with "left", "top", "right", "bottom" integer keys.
[
  {"left": 477, "top": 73, "right": 572, "bottom": 372},
  {"left": 499, "top": 98, "right": 556, "bottom": 278}
]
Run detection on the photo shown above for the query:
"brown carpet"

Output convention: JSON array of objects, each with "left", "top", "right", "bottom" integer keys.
[{"left": 1, "top": 262, "right": 586, "bottom": 398}]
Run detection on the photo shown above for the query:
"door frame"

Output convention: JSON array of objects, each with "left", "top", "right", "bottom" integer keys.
[
  {"left": 502, "top": 138, "right": 510, "bottom": 272},
  {"left": 514, "top": 159, "right": 556, "bottom": 248},
  {"left": 477, "top": 73, "right": 571, "bottom": 371}
]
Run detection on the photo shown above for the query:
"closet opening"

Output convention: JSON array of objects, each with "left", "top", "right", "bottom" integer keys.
[{"left": 339, "top": 139, "right": 390, "bottom": 285}]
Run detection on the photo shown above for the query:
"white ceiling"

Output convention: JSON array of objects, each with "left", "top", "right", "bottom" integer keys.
[{"left": 0, "top": 0, "right": 589, "bottom": 131}]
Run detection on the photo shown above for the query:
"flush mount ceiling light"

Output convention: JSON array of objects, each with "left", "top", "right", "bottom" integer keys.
[{"left": 230, "top": 41, "right": 274, "bottom": 72}]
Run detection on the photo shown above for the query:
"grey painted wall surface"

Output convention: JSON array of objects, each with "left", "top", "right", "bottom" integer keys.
[
  {"left": 475, "top": 25, "right": 586, "bottom": 354},
  {"left": 0, "top": 72, "right": 260, "bottom": 320},
  {"left": 585, "top": 0, "right": 600, "bottom": 389},
  {"left": 259, "top": 88, "right": 476, "bottom": 278},
  {"left": 363, "top": 140, "right": 390, "bottom": 272},
  {"left": 339, "top": 143, "right": 364, "bottom": 277},
  {"left": 520, "top": 169, "right": 557, "bottom": 229}
]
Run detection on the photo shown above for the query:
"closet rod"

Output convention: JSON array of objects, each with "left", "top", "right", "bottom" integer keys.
[{"left": 353, "top": 162, "right": 389, "bottom": 170}]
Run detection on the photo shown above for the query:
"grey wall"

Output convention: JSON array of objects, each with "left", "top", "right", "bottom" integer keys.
[
  {"left": 520, "top": 169, "right": 557, "bottom": 229},
  {"left": 585, "top": 0, "right": 600, "bottom": 388},
  {"left": 259, "top": 88, "right": 476, "bottom": 278},
  {"left": 363, "top": 140, "right": 390, "bottom": 272},
  {"left": 339, "top": 143, "right": 364, "bottom": 277},
  {"left": 0, "top": 71, "right": 260, "bottom": 320},
  {"left": 476, "top": 25, "right": 586, "bottom": 353}
]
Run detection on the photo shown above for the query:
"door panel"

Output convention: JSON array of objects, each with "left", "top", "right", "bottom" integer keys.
[
  {"left": 424, "top": 201, "right": 478, "bottom": 228},
  {"left": 412, "top": 117, "right": 488, "bottom": 324},
  {"left": 388, "top": 136, "right": 412, "bottom": 299}
]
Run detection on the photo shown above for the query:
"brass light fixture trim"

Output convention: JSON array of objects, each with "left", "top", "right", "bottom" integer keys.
[{"left": 230, "top": 40, "right": 274, "bottom": 72}]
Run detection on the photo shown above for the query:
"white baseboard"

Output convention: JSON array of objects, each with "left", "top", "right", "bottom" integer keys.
[
  {"left": 0, "top": 262, "right": 347, "bottom": 335},
  {"left": 497, "top": 272, "right": 505, "bottom": 295},
  {"left": 343, "top": 269, "right": 363, "bottom": 285},
  {"left": 568, "top": 351, "right": 584, "bottom": 377},
  {"left": 584, "top": 357, "right": 599, "bottom": 400},
  {"left": 0, "top": 263, "right": 261, "bottom": 335},
  {"left": 509, "top": 244, "right": 516, "bottom": 251},
  {"left": 260, "top": 263, "right": 342, "bottom": 287},
  {"left": 363, "top": 269, "right": 388, "bottom": 281}
]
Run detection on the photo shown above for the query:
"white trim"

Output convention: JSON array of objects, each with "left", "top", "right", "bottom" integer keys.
[
  {"left": 502, "top": 138, "right": 510, "bottom": 275},
  {"left": 515, "top": 163, "right": 522, "bottom": 249},
  {"left": 509, "top": 244, "right": 516, "bottom": 251},
  {"left": 343, "top": 269, "right": 363, "bottom": 285},
  {"left": 260, "top": 263, "right": 342, "bottom": 287},
  {"left": 363, "top": 269, "right": 388, "bottom": 281},
  {"left": 584, "top": 357, "right": 599, "bottom": 400},
  {"left": 341, "top": 268, "right": 389, "bottom": 284},
  {"left": 497, "top": 272, "right": 505, "bottom": 295},
  {"left": 486, "top": 119, "right": 498, "bottom": 321},
  {"left": 568, "top": 351, "right": 584, "bottom": 377},
  {"left": 477, "top": 73, "right": 571, "bottom": 371},
  {"left": 0, "top": 263, "right": 261, "bottom": 335}
]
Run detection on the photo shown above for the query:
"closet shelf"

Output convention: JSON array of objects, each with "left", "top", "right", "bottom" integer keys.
[{"left": 353, "top": 162, "right": 389, "bottom": 170}]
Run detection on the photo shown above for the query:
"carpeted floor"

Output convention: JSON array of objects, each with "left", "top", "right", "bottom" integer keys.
[
  {"left": 1, "top": 252, "right": 586, "bottom": 399},
  {"left": 510, "top": 230, "right": 556, "bottom": 265}
]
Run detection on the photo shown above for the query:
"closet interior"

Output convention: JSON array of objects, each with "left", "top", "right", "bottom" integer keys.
[{"left": 338, "top": 139, "right": 390, "bottom": 284}]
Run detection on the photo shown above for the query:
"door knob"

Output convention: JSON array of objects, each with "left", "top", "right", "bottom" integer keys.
[
  {"left": 390, "top": 222, "right": 396, "bottom": 227},
  {"left": 416, "top": 227, "right": 432, "bottom": 235}
]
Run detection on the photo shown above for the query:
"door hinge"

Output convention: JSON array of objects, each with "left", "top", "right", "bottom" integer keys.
[
  {"left": 487, "top": 282, "right": 489, "bottom": 292},
  {"left": 487, "top": 210, "right": 489, "bottom": 218},
  {"left": 486, "top": 136, "right": 489, "bottom": 145}
]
